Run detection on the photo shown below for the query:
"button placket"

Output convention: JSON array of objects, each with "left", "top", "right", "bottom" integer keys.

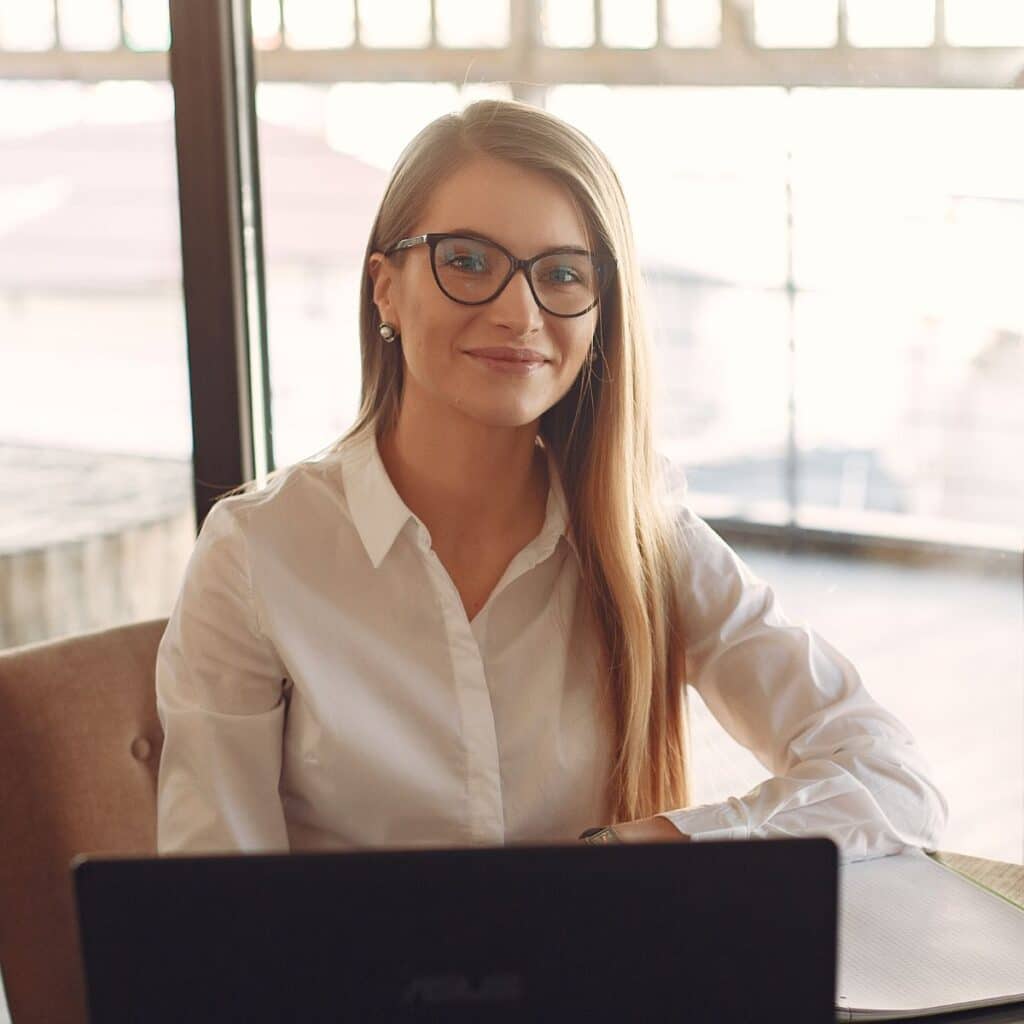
[{"left": 419, "top": 541, "right": 505, "bottom": 846}]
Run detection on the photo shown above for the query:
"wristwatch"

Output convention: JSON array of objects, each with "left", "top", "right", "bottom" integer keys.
[{"left": 579, "top": 825, "right": 623, "bottom": 845}]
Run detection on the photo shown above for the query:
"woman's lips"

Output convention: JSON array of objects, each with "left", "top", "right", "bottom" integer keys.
[
  {"left": 464, "top": 348, "right": 549, "bottom": 376},
  {"left": 465, "top": 347, "right": 550, "bottom": 362}
]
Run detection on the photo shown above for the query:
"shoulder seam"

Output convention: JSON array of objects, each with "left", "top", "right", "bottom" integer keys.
[{"left": 214, "top": 499, "right": 268, "bottom": 640}]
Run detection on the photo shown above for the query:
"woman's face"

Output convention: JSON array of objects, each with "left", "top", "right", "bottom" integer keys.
[{"left": 369, "top": 154, "right": 599, "bottom": 432}]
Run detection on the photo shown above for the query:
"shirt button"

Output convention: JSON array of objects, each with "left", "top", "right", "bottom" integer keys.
[{"left": 131, "top": 736, "right": 152, "bottom": 761}]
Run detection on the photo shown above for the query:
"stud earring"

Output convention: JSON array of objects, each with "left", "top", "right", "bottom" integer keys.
[{"left": 378, "top": 322, "right": 397, "bottom": 343}]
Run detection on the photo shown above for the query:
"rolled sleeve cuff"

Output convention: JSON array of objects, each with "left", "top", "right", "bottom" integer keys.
[{"left": 656, "top": 798, "right": 752, "bottom": 842}]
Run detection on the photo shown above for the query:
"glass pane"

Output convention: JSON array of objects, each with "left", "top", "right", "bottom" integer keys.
[
  {"left": 663, "top": 0, "right": 721, "bottom": 48},
  {"left": 601, "top": 0, "right": 656, "bottom": 48},
  {"left": 0, "top": 79, "right": 195, "bottom": 650},
  {"left": 123, "top": 0, "right": 170, "bottom": 51},
  {"left": 944, "top": 0, "right": 1024, "bottom": 46},
  {"left": 251, "top": 0, "right": 283, "bottom": 50},
  {"left": 755, "top": 0, "right": 839, "bottom": 48},
  {"left": 541, "top": 0, "right": 594, "bottom": 48},
  {"left": 359, "top": 0, "right": 431, "bottom": 48},
  {"left": 0, "top": 0, "right": 57, "bottom": 50},
  {"left": 56, "top": 0, "right": 120, "bottom": 50},
  {"left": 283, "top": 0, "right": 355, "bottom": 50},
  {"left": 436, "top": 0, "right": 510, "bottom": 48},
  {"left": 845, "top": 0, "right": 934, "bottom": 47},
  {"left": 790, "top": 88, "right": 1024, "bottom": 547}
]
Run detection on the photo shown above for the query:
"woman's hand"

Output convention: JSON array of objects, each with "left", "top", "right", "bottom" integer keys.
[{"left": 609, "top": 815, "right": 691, "bottom": 842}]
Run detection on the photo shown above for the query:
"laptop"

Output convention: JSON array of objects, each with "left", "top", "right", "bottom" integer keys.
[{"left": 73, "top": 837, "right": 837, "bottom": 1023}]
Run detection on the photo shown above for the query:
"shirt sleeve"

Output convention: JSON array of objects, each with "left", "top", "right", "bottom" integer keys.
[
  {"left": 156, "top": 497, "right": 291, "bottom": 854},
  {"left": 655, "top": 506, "right": 949, "bottom": 864}
]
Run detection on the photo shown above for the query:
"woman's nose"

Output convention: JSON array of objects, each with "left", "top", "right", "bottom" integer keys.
[{"left": 489, "top": 267, "right": 544, "bottom": 335}]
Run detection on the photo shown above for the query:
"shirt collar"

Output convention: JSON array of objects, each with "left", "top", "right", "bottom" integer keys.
[{"left": 338, "top": 429, "right": 578, "bottom": 570}]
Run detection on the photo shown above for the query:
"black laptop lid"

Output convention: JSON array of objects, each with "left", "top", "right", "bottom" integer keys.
[{"left": 74, "top": 837, "right": 837, "bottom": 1023}]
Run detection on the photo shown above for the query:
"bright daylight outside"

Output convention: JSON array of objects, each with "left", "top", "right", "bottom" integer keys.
[{"left": 1, "top": 0, "right": 1022, "bottom": 863}]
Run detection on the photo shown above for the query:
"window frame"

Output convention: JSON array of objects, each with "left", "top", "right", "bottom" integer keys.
[{"left": 168, "top": 0, "right": 272, "bottom": 530}]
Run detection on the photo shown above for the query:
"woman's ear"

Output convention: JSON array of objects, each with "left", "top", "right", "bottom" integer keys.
[{"left": 367, "top": 252, "right": 399, "bottom": 329}]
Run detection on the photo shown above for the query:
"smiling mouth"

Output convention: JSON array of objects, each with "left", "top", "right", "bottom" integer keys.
[
  {"left": 464, "top": 350, "right": 549, "bottom": 375},
  {"left": 463, "top": 347, "right": 550, "bottom": 363}
]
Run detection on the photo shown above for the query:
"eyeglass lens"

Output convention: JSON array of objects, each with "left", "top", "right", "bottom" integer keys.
[{"left": 433, "top": 236, "right": 598, "bottom": 316}]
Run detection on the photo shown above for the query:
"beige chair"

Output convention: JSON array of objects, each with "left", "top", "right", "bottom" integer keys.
[{"left": 0, "top": 619, "right": 167, "bottom": 1024}]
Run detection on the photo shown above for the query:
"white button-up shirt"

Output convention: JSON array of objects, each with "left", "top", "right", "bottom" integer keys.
[{"left": 156, "top": 430, "right": 948, "bottom": 863}]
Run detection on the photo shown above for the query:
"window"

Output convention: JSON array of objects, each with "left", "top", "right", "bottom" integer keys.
[{"left": 0, "top": 4, "right": 193, "bottom": 650}]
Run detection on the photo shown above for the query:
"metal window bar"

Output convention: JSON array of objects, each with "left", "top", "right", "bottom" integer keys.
[
  {"left": 935, "top": 0, "right": 947, "bottom": 46},
  {"left": 2, "top": 0, "right": 1023, "bottom": 85},
  {"left": 51, "top": 0, "right": 61, "bottom": 50},
  {"left": 275, "top": 0, "right": 285, "bottom": 47},
  {"left": 837, "top": 0, "right": 850, "bottom": 48},
  {"left": 231, "top": 0, "right": 274, "bottom": 484}
]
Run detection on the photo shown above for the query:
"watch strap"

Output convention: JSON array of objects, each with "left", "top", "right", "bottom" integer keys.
[{"left": 578, "top": 825, "right": 623, "bottom": 845}]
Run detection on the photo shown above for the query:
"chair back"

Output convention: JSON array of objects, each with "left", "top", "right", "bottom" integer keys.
[{"left": 0, "top": 619, "right": 167, "bottom": 1024}]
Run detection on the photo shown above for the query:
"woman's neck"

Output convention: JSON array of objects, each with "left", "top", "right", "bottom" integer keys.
[{"left": 377, "top": 405, "right": 548, "bottom": 556}]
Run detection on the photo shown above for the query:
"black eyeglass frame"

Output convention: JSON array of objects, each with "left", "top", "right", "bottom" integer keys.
[{"left": 383, "top": 232, "right": 615, "bottom": 319}]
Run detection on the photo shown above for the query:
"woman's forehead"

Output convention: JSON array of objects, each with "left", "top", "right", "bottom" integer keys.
[{"left": 415, "top": 155, "right": 591, "bottom": 253}]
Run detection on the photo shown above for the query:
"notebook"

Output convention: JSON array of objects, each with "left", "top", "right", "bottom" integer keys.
[
  {"left": 836, "top": 848, "right": 1024, "bottom": 1021},
  {"left": 73, "top": 837, "right": 838, "bottom": 1023}
]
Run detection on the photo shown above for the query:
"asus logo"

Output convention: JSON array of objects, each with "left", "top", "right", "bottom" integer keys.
[{"left": 401, "top": 971, "right": 524, "bottom": 1005}]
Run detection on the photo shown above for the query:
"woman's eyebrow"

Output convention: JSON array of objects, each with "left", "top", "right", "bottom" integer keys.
[
  {"left": 446, "top": 226, "right": 485, "bottom": 237},
  {"left": 446, "top": 227, "right": 591, "bottom": 255}
]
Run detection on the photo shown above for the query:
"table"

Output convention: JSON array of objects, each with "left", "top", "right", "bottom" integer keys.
[{"left": 929, "top": 850, "right": 1024, "bottom": 911}]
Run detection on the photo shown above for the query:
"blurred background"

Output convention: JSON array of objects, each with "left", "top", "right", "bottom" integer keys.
[{"left": 1, "top": 0, "right": 1021, "bottom": 861}]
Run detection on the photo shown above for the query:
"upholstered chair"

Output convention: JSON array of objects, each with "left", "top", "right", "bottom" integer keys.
[{"left": 0, "top": 619, "right": 167, "bottom": 1024}]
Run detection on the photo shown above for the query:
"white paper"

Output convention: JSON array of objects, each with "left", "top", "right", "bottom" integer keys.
[
  {"left": 836, "top": 848, "right": 1024, "bottom": 1021},
  {"left": 0, "top": 959, "right": 10, "bottom": 1024}
]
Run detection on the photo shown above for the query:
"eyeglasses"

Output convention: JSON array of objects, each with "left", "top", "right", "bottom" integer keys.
[{"left": 383, "top": 232, "right": 614, "bottom": 318}]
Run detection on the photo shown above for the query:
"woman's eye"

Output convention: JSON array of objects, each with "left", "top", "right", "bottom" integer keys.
[
  {"left": 445, "top": 253, "right": 488, "bottom": 273},
  {"left": 545, "top": 265, "right": 583, "bottom": 285}
]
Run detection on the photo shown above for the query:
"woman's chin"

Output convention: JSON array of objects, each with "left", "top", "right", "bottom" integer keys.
[{"left": 450, "top": 398, "right": 546, "bottom": 431}]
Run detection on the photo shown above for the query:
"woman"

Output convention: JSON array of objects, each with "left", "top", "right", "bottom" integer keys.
[{"left": 156, "top": 100, "right": 947, "bottom": 860}]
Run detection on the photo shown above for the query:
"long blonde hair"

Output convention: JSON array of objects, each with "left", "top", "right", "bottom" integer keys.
[{"left": 339, "top": 99, "right": 691, "bottom": 823}]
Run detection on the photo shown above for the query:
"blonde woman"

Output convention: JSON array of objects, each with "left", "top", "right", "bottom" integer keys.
[{"left": 156, "top": 100, "right": 947, "bottom": 860}]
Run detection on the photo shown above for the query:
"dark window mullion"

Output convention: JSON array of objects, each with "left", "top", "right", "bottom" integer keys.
[{"left": 168, "top": 0, "right": 272, "bottom": 531}]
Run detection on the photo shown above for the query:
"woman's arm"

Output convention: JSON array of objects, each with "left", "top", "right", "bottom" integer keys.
[
  {"left": 156, "top": 498, "right": 290, "bottom": 854},
  {"left": 652, "top": 506, "right": 949, "bottom": 863}
]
